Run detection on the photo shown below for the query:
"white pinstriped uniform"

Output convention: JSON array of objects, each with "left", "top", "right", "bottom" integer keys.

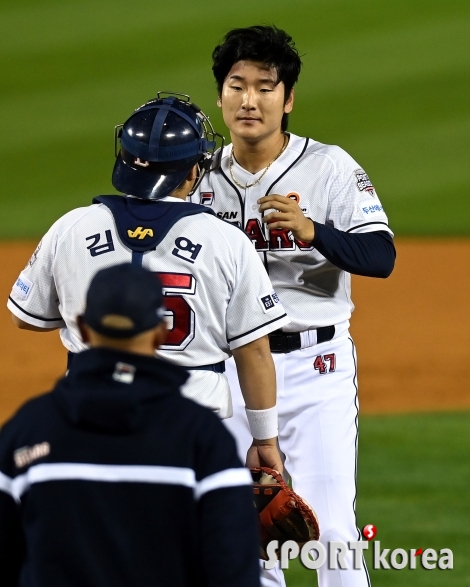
[{"left": 193, "top": 133, "right": 393, "bottom": 587}]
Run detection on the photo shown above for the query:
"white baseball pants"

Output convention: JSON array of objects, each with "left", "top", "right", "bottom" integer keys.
[{"left": 224, "top": 334, "right": 371, "bottom": 587}]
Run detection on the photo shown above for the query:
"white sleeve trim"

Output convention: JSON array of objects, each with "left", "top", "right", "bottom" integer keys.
[
  {"left": 347, "top": 223, "right": 394, "bottom": 236},
  {"left": 194, "top": 467, "right": 252, "bottom": 500},
  {"left": 7, "top": 297, "right": 65, "bottom": 329},
  {"left": 228, "top": 314, "right": 290, "bottom": 351}
]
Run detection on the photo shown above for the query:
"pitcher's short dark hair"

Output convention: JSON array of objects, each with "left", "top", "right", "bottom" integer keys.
[{"left": 212, "top": 26, "right": 302, "bottom": 131}]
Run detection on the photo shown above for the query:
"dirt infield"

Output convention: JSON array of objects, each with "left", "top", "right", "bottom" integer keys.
[{"left": 1, "top": 239, "right": 469, "bottom": 424}]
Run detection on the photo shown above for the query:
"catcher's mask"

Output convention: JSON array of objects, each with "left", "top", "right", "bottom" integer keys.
[{"left": 112, "top": 92, "right": 224, "bottom": 200}]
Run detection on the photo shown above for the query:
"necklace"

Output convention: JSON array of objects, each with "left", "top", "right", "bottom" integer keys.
[{"left": 229, "top": 134, "right": 288, "bottom": 189}]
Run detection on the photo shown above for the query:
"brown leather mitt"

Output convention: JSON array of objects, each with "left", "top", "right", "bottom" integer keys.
[{"left": 250, "top": 467, "right": 320, "bottom": 560}]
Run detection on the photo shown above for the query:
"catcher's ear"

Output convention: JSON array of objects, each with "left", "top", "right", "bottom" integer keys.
[{"left": 186, "top": 165, "right": 198, "bottom": 182}]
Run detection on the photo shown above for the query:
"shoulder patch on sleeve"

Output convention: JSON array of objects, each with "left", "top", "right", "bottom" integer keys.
[
  {"left": 26, "top": 240, "right": 42, "bottom": 268},
  {"left": 354, "top": 169, "right": 375, "bottom": 193},
  {"left": 13, "top": 275, "right": 33, "bottom": 300},
  {"left": 259, "top": 291, "right": 281, "bottom": 313}
]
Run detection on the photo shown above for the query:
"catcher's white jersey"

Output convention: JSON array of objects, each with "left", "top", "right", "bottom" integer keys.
[
  {"left": 193, "top": 133, "right": 393, "bottom": 331},
  {"left": 8, "top": 197, "right": 289, "bottom": 417}
]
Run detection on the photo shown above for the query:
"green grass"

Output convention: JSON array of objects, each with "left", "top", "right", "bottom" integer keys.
[
  {"left": 284, "top": 412, "right": 470, "bottom": 586},
  {"left": 1, "top": 0, "right": 469, "bottom": 238}
]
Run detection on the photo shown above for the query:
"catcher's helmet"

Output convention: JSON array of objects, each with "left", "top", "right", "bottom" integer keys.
[{"left": 112, "top": 92, "right": 223, "bottom": 200}]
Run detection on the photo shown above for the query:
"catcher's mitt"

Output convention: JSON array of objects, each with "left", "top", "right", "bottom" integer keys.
[{"left": 251, "top": 467, "right": 320, "bottom": 559}]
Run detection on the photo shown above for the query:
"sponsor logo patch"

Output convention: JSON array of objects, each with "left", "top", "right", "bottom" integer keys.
[
  {"left": 13, "top": 275, "right": 33, "bottom": 300},
  {"left": 14, "top": 442, "right": 50, "bottom": 468},
  {"left": 359, "top": 199, "right": 385, "bottom": 218},
  {"left": 112, "top": 362, "right": 136, "bottom": 384},
  {"left": 216, "top": 211, "right": 238, "bottom": 220},
  {"left": 259, "top": 291, "right": 280, "bottom": 313},
  {"left": 127, "top": 227, "right": 154, "bottom": 239},
  {"left": 355, "top": 169, "right": 375, "bottom": 193},
  {"left": 200, "top": 192, "right": 214, "bottom": 206}
]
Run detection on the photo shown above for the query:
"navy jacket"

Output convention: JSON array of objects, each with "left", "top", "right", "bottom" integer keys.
[{"left": 0, "top": 348, "right": 259, "bottom": 587}]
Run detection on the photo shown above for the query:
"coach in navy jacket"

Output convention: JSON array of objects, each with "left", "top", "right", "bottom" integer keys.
[{"left": 0, "top": 264, "right": 259, "bottom": 587}]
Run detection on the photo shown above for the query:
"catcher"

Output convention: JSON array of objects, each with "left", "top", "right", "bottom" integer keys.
[{"left": 8, "top": 92, "right": 288, "bottom": 474}]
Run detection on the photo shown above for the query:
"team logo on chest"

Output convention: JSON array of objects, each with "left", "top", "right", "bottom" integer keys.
[
  {"left": 127, "top": 227, "right": 154, "bottom": 239},
  {"left": 286, "top": 192, "right": 308, "bottom": 215},
  {"left": 286, "top": 192, "right": 300, "bottom": 203}
]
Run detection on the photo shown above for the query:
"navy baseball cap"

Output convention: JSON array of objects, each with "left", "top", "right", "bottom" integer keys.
[{"left": 82, "top": 264, "right": 166, "bottom": 338}]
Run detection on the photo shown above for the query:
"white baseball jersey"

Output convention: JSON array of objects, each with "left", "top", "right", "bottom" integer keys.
[
  {"left": 8, "top": 196, "right": 289, "bottom": 417},
  {"left": 193, "top": 132, "right": 393, "bottom": 331},
  {"left": 194, "top": 133, "right": 392, "bottom": 587}
]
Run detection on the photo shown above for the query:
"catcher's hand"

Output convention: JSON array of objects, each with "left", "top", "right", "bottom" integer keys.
[{"left": 250, "top": 467, "right": 320, "bottom": 560}]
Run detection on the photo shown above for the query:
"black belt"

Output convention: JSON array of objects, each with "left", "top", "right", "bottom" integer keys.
[
  {"left": 268, "top": 325, "right": 335, "bottom": 354},
  {"left": 188, "top": 362, "right": 225, "bottom": 373},
  {"left": 67, "top": 352, "right": 225, "bottom": 373}
]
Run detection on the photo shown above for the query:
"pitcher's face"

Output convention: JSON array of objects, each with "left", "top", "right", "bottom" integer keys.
[{"left": 218, "top": 60, "right": 294, "bottom": 143}]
